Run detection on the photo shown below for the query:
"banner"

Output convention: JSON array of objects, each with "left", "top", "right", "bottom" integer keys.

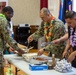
[{"left": 40, "top": 0, "right": 48, "bottom": 9}]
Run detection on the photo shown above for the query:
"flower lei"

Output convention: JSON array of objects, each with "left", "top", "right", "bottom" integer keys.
[{"left": 44, "top": 16, "right": 55, "bottom": 41}]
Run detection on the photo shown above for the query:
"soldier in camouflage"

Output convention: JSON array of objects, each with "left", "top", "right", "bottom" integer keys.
[
  {"left": 0, "top": 6, "right": 25, "bottom": 75},
  {"left": 28, "top": 8, "right": 66, "bottom": 58}
]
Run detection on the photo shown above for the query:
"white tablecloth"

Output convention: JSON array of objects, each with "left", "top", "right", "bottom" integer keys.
[{"left": 4, "top": 54, "right": 76, "bottom": 75}]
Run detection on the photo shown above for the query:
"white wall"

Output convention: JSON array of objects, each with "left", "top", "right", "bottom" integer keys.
[
  {"left": 8, "top": 0, "right": 60, "bottom": 25},
  {"left": 8, "top": 0, "right": 41, "bottom": 25},
  {"left": 48, "top": 0, "right": 60, "bottom": 18},
  {"left": 72, "top": 0, "right": 76, "bottom": 12}
]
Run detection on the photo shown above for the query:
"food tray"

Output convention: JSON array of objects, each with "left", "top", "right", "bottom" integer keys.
[
  {"left": 22, "top": 53, "right": 51, "bottom": 64},
  {"left": 22, "top": 53, "right": 59, "bottom": 65},
  {"left": 22, "top": 53, "right": 37, "bottom": 62}
]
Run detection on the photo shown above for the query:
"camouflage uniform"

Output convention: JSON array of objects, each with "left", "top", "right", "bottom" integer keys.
[
  {"left": 0, "top": 14, "right": 20, "bottom": 75},
  {"left": 31, "top": 19, "right": 66, "bottom": 58}
]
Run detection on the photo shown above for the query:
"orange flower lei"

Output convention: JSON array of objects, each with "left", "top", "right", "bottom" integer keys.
[{"left": 44, "top": 16, "right": 55, "bottom": 41}]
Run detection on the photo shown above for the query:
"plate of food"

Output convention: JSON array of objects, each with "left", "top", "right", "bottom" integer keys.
[
  {"left": 22, "top": 53, "right": 37, "bottom": 62},
  {"left": 23, "top": 54, "right": 52, "bottom": 64},
  {"left": 30, "top": 56, "right": 48, "bottom": 65}
]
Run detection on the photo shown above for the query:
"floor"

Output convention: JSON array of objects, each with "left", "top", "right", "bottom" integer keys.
[{"left": 4, "top": 64, "right": 26, "bottom": 75}]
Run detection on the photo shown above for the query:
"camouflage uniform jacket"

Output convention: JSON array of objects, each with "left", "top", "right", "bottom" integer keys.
[
  {"left": 31, "top": 18, "right": 66, "bottom": 57},
  {"left": 0, "top": 13, "right": 20, "bottom": 51}
]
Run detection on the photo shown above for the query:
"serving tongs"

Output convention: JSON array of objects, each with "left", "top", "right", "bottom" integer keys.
[
  {"left": 21, "top": 46, "right": 33, "bottom": 54},
  {"left": 14, "top": 41, "right": 33, "bottom": 55},
  {"left": 24, "top": 40, "right": 34, "bottom": 53},
  {"left": 41, "top": 42, "right": 53, "bottom": 47},
  {"left": 14, "top": 47, "right": 34, "bottom": 56},
  {"left": 59, "top": 56, "right": 68, "bottom": 61}
]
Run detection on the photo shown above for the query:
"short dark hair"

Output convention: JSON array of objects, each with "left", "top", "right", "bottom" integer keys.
[
  {"left": 2, "top": 6, "right": 14, "bottom": 13},
  {"left": 65, "top": 11, "right": 76, "bottom": 19}
]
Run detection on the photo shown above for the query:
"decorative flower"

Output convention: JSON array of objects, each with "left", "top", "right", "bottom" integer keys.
[{"left": 44, "top": 16, "right": 55, "bottom": 41}]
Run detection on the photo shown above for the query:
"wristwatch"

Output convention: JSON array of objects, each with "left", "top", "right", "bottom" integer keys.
[{"left": 43, "top": 48, "right": 46, "bottom": 51}]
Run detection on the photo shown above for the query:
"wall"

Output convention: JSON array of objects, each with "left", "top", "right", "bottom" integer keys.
[
  {"left": 48, "top": 0, "right": 60, "bottom": 18},
  {"left": 8, "top": 0, "right": 60, "bottom": 25},
  {"left": 72, "top": 0, "right": 76, "bottom": 12},
  {"left": 8, "top": 0, "right": 41, "bottom": 25}
]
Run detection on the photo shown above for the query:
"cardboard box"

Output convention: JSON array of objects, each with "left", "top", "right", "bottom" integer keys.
[{"left": 29, "top": 64, "right": 48, "bottom": 71}]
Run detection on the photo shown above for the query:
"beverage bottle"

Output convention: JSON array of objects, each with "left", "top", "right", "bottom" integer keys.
[
  {"left": 51, "top": 54, "right": 56, "bottom": 68},
  {"left": 48, "top": 54, "right": 56, "bottom": 69}
]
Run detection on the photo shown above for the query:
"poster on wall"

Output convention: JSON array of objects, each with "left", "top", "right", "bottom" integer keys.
[{"left": 0, "top": 0, "right": 8, "bottom": 12}]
